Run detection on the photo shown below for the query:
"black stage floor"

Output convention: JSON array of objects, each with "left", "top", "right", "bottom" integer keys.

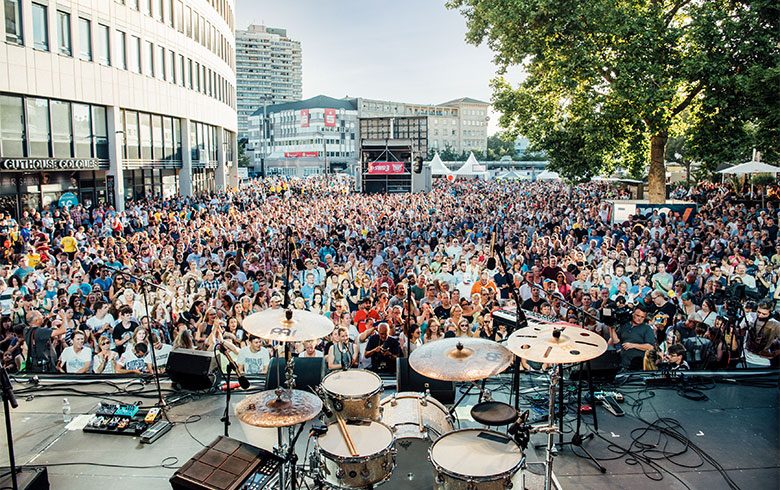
[{"left": 0, "top": 372, "right": 777, "bottom": 489}]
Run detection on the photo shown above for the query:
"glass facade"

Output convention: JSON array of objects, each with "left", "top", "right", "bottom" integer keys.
[
  {"left": 122, "top": 168, "right": 178, "bottom": 202},
  {"left": 121, "top": 109, "right": 181, "bottom": 163},
  {"left": 0, "top": 94, "right": 108, "bottom": 160}
]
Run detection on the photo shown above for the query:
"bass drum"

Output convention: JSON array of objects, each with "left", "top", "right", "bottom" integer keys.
[
  {"left": 429, "top": 428, "right": 524, "bottom": 489},
  {"left": 380, "top": 392, "right": 454, "bottom": 489},
  {"left": 316, "top": 420, "right": 396, "bottom": 489}
]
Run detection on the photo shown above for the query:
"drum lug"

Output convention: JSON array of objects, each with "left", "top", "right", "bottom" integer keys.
[
  {"left": 360, "top": 467, "right": 371, "bottom": 478},
  {"left": 333, "top": 400, "right": 344, "bottom": 412},
  {"left": 435, "top": 473, "right": 444, "bottom": 484},
  {"left": 365, "top": 400, "right": 373, "bottom": 409},
  {"left": 333, "top": 467, "right": 342, "bottom": 479},
  {"left": 390, "top": 393, "right": 398, "bottom": 406}
]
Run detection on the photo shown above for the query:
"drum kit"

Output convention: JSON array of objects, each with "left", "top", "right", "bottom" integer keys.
[{"left": 235, "top": 307, "right": 607, "bottom": 490}]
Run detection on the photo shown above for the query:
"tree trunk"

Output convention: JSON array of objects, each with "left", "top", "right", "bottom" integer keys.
[{"left": 648, "top": 132, "right": 668, "bottom": 204}]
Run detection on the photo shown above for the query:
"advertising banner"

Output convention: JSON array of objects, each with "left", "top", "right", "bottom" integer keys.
[
  {"left": 300, "top": 109, "right": 310, "bottom": 128},
  {"left": 368, "top": 161, "right": 405, "bottom": 174},
  {"left": 324, "top": 108, "right": 337, "bottom": 127},
  {"left": 284, "top": 151, "right": 319, "bottom": 158}
]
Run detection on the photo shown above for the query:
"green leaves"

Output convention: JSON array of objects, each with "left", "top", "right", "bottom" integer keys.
[{"left": 448, "top": 0, "right": 780, "bottom": 182}]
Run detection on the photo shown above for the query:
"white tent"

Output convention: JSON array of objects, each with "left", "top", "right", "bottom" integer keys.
[
  {"left": 455, "top": 152, "right": 488, "bottom": 177},
  {"left": 497, "top": 170, "right": 529, "bottom": 180},
  {"left": 428, "top": 152, "right": 453, "bottom": 176},
  {"left": 717, "top": 160, "right": 780, "bottom": 175},
  {"left": 536, "top": 169, "right": 561, "bottom": 180}
]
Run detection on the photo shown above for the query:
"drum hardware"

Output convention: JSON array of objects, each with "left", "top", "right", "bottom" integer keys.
[{"left": 320, "top": 369, "right": 384, "bottom": 422}]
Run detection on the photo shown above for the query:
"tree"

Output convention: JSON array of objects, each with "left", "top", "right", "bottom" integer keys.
[
  {"left": 487, "top": 132, "right": 516, "bottom": 160},
  {"left": 448, "top": 0, "right": 779, "bottom": 202},
  {"left": 237, "top": 138, "right": 251, "bottom": 168}
]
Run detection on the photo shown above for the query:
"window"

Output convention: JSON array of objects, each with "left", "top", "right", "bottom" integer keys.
[
  {"left": 167, "top": 49, "right": 175, "bottom": 83},
  {"left": 130, "top": 35, "right": 141, "bottom": 73},
  {"left": 144, "top": 40, "right": 153, "bottom": 76},
  {"left": 162, "top": 116, "right": 173, "bottom": 160},
  {"left": 92, "top": 106, "right": 108, "bottom": 159},
  {"left": 57, "top": 10, "right": 71, "bottom": 56},
  {"left": 175, "top": 0, "right": 183, "bottom": 33},
  {"left": 164, "top": 0, "right": 173, "bottom": 27},
  {"left": 50, "top": 100, "right": 72, "bottom": 158},
  {"left": 97, "top": 24, "right": 111, "bottom": 65},
  {"left": 78, "top": 18, "right": 92, "bottom": 61},
  {"left": 187, "top": 58, "right": 193, "bottom": 89},
  {"left": 116, "top": 30, "right": 127, "bottom": 69},
  {"left": 139, "top": 112, "right": 151, "bottom": 160},
  {"left": 32, "top": 3, "right": 48, "bottom": 51},
  {"left": 178, "top": 54, "right": 185, "bottom": 86},
  {"left": 156, "top": 45, "right": 165, "bottom": 80},
  {"left": 152, "top": 115, "right": 163, "bottom": 159},
  {"left": 185, "top": 6, "right": 191, "bottom": 37},
  {"left": 173, "top": 118, "right": 181, "bottom": 160},
  {"left": 124, "top": 110, "right": 139, "bottom": 159},
  {"left": 0, "top": 95, "right": 25, "bottom": 157},
  {"left": 4, "top": 0, "right": 23, "bottom": 45},
  {"left": 72, "top": 103, "right": 92, "bottom": 158},
  {"left": 26, "top": 98, "right": 50, "bottom": 157}
]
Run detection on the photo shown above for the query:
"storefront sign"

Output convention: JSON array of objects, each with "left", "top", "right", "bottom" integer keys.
[
  {"left": 368, "top": 161, "right": 405, "bottom": 174},
  {"left": 300, "top": 109, "right": 310, "bottom": 128},
  {"left": 0, "top": 158, "right": 102, "bottom": 171},
  {"left": 324, "top": 108, "right": 337, "bottom": 127},
  {"left": 106, "top": 175, "right": 115, "bottom": 208},
  {"left": 58, "top": 192, "right": 79, "bottom": 208},
  {"left": 284, "top": 151, "right": 319, "bottom": 158}
]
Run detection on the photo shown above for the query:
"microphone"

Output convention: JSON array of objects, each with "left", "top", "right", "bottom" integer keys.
[{"left": 216, "top": 343, "right": 250, "bottom": 389}]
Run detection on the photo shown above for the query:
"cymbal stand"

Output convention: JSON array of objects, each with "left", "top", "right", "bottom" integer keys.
[{"left": 529, "top": 364, "right": 562, "bottom": 490}]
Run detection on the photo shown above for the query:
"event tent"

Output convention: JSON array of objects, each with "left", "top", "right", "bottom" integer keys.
[
  {"left": 535, "top": 169, "right": 561, "bottom": 180},
  {"left": 454, "top": 152, "right": 488, "bottom": 177},
  {"left": 496, "top": 170, "right": 529, "bottom": 180},
  {"left": 428, "top": 152, "right": 453, "bottom": 176}
]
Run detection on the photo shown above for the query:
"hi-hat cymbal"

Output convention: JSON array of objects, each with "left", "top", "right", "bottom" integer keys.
[
  {"left": 409, "top": 337, "right": 514, "bottom": 382},
  {"left": 235, "top": 389, "right": 323, "bottom": 428},
  {"left": 243, "top": 308, "right": 334, "bottom": 342},
  {"left": 506, "top": 323, "right": 607, "bottom": 364}
]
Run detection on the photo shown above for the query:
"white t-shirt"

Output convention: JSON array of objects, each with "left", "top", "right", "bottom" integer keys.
[
  {"left": 236, "top": 346, "right": 271, "bottom": 375},
  {"left": 118, "top": 351, "right": 148, "bottom": 372},
  {"left": 299, "top": 350, "right": 323, "bottom": 358},
  {"left": 59, "top": 346, "right": 92, "bottom": 373},
  {"left": 87, "top": 313, "right": 115, "bottom": 333},
  {"left": 145, "top": 343, "right": 173, "bottom": 368}
]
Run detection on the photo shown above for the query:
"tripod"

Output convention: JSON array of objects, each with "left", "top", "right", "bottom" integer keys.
[{"left": 556, "top": 360, "right": 605, "bottom": 473}]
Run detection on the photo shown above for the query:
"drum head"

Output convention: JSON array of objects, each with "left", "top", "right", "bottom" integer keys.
[
  {"left": 430, "top": 429, "right": 522, "bottom": 478},
  {"left": 321, "top": 369, "right": 382, "bottom": 397},
  {"left": 319, "top": 421, "right": 393, "bottom": 458}
]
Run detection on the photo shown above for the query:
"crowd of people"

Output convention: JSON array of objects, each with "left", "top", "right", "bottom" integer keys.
[{"left": 0, "top": 174, "right": 778, "bottom": 380}]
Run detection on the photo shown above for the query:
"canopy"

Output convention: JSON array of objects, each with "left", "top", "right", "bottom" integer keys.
[
  {"left": 496, "top": 170, "right": 529, "bottom": 180},
  {"left": 454, "top": 152, "right": 488, "bottom": 176},
  {"left": 718, "top": 161, "right": 780, "bottom": 175},
  {"left": 428, "top": 152, "right": 453, "bottom": 176},
  {"left": 536, "top": 169, "right": 561, "bottom": 180}
]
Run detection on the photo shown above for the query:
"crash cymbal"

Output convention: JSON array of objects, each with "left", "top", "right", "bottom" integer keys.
[
  {"left": 409, "top": 337, "right": 514, "bottom": 382},
  {"left": 506, "top": 323, "right": 607, "bottom": 364},
  {"left": 235, "top": 389, "right": 323, "bottom": 428},
  {"left": 243, "top": 308, "right": 334, "bottom": 342}
]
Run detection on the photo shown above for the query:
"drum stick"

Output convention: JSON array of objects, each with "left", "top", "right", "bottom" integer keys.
[{"left": 335, "top": 413, "right": 358, "bottom": 456}]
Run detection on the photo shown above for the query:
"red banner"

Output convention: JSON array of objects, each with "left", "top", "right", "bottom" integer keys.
[
  {"left": 368, "top": 161, "right": 405, "bottom": 174},
  {"left": 300, "top": 109, "right": 309, "bottom": 128},
  {"left": 324, "top": 108, "right": 337, "bottom": 127},
  {"left": 284, "top": 151, "right": 319, "bottom": 158}
]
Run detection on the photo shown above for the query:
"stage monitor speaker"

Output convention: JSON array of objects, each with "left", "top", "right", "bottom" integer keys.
[
  {"left": 0, "top": 466, "right": 49, "bottom": 490},
  {"left": 570, "top": 349, "right": 621, "bottom": 382},
  {"left": 167, "top": 348, "right": 217, "bottom": 391},
  {"left": 397, "top": 357, "right": 455, "bottom": 405},
  {"left": 265, "top": 357, "right": 326, "bottom": 392}
]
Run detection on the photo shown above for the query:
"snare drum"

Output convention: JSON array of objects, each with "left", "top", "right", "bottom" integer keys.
[
  {"left": 429, "top": 428, "right": 524, "bottom": 489},
  {"left": 380, "top": 392, "right": 454, "bottom": 489},
  {"left": 321, "top": 369, "right": 383, "bottom": 421},
  {"left": 316, "top": 420, "right": 395, "bottom": 489}
]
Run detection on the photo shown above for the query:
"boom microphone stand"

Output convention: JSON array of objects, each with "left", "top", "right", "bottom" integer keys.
[{"left": 100, "top": 264, "right": 168, "bottom": 413}]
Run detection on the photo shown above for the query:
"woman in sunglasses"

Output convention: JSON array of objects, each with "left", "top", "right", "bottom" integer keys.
[{"left": 92, "top": 335, "right": 118, "bottom": 374}]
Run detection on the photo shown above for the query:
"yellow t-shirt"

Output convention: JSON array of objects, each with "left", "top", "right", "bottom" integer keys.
[{"left": 61, "top": 236, "right": 78, "bottom": 253}]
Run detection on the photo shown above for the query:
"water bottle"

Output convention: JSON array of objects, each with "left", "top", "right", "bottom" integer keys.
[{"left": 62, "top": 398, "right": 72, "bottom": 423}]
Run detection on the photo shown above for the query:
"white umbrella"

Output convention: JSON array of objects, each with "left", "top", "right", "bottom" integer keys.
[{"left": 717, "top": 161, "right": 780, "bottom": 175}]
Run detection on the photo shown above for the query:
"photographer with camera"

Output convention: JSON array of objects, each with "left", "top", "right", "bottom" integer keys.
[
  {"left": 744, "top": 301, "right": 780, "bottom": 368},
  {"left": 608, "top": 305, "right": 656, "bottom": 370},
  {"left": 364, "top": 322, "right": 400, "bottom": 374}
]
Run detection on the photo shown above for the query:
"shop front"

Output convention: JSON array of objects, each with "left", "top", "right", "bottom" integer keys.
[{"left": 0, "top": 158, "right": 109, "bottom": 219}]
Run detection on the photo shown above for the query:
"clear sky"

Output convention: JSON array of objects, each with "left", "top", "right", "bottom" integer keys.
[{"left": 235, "top": 0, "right": 518, "bottom": 134}]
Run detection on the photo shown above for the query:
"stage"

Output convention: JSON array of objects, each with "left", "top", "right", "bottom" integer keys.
[{"left": 1, "top": 372, "right": 778, "bottom": 489}]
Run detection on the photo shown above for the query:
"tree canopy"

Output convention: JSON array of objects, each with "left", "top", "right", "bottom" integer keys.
[{"left": 448, "top": 0, "right": 780, "bottom": 200}]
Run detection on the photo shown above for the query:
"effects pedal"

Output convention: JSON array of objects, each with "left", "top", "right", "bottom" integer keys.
[
  {"left": 594, "top": 393, "right": 624, "bottom": 417},
  {"left": 141, "top": 420, "right": 172, "bottom": 444},
  {"left": 144, "top": 407, "right": 161, "bottom": 424}
]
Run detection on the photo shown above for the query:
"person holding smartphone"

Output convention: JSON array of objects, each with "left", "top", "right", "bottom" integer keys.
[{"left": 364, "top": 322, "right": 400, "bottom": 374}]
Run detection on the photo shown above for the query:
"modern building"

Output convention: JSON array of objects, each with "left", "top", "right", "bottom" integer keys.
[
  {"left": 247, "top": 95, "right": 358, "bottom": 177},
  {"left": 235, "top": 24, "right": 302, "bottom": 137},
  {"left": 0, "top": 0, "right": 238, "bottom": 216},
  {"left": 356, "top": 97, "right": 490, "bottom": 155}
]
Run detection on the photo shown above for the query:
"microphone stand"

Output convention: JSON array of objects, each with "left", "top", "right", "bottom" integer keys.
[
  {"left": 1, "top": 365, "right": 19, "bottom": 490},
  {"left": 100, "top": 264, "right": 167, "bottom": 413}
]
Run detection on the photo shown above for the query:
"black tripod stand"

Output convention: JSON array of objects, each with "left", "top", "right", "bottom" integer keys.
[
  {"left": 556, "top": 360, "right": 605, "bottom": 473},
  {"left": 1, "top": 364, "right": 19, "bottom": 490}
]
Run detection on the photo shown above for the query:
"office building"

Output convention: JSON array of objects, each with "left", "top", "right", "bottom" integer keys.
[
  {"left": 248, "top": 95, "right": 358, "bottom": 177},
  {"left": 0, "top": 0, "right": 238, "bottom": 215},
  {"left": 236, "top": 24, "right": 302, "bottom": 137},
  {"left": 356, "top": 97, "right": 490, "bottom": 155}
]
